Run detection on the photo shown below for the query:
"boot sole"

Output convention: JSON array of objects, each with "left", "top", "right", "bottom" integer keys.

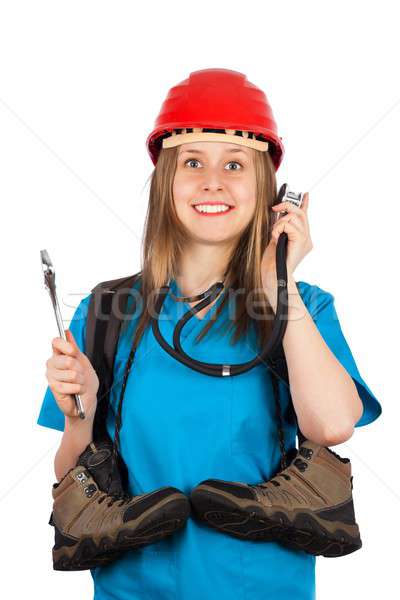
[
  {"left": 190, "top": 487, "right": 362, "bottom": 558},
  {"left": 53, "top": 496, "right": 190, "bottom": 571}
]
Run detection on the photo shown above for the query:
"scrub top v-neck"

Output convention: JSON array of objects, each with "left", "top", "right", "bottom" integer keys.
[{"left": 37, "top": 277, "right": 382, "bottom": 600}]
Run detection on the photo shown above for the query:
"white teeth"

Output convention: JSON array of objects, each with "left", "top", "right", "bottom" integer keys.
[{"left": 194, "top": 204, "right": 231, "bottom": 214}]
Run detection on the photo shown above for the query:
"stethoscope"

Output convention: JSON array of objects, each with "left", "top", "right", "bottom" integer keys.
[
  {"left": 150, "top": 184, "right": 304, "bottom": 377},
  {"left": 112, "top": 184, "right": 305, "bottom": 468}
]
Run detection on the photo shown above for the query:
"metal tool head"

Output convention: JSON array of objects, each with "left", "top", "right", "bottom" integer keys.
[
  {"left": 273, "top": 185, "right": 304, "bottom": 226},
  {"left": 40, "top": 249, "right": 55, "bottom": 292},
  {"left": 281, "top": 185, "right": 304, "bottom": 209}
]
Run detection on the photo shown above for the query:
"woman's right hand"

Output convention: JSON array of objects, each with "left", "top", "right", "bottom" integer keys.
[{"left": 45, "top": 329, "right": 99, "bottom": 421}]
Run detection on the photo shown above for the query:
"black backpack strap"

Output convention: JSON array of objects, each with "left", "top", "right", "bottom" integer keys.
[
  {"left": 268, "top": 342, "right": 289, "bottom": 386},
  {"left": 85, "top": 271, "right": 304, "bottom": 464},
  {"left": 85, "top": 271, "right": 142, "bottom": 442},
  {"left": 268, "top": 343, "right": 306, "bottom": 457}
]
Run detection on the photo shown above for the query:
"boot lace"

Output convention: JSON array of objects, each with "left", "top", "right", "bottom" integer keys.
[
  {"left": 97, "top": 491, "right": 132, "bottom": 507},
  {"left": 96, "top": 471, "right": 131, "bottom": 507}
]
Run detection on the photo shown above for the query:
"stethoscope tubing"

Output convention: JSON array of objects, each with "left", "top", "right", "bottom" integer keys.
[{"left": 150, "top": 229, "right": 290, "bottom": 377}]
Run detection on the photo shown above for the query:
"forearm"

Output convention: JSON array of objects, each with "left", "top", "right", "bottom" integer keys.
[
  {"left": 54, "top": 411, "right": 95, "bottom": 482},
  {"left": 265, "top": 277, "right": 363, "bottom": 446}
]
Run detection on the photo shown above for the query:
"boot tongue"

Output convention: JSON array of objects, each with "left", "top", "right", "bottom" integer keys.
[{"left": 78, "top": 441, "right": 125, "bottom": 494}]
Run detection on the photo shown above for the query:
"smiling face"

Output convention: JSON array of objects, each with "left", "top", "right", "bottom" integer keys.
[{"left": 172, "top": 141, "right": 257, "bottom": 245}]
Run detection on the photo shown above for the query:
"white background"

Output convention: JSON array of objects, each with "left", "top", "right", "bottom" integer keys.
[{"left": 1, "top": 1, "right": 397, "bottom": 598}]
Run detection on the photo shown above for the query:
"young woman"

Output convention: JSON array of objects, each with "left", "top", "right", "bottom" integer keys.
[{"left": 37, "top": 68, "right": 382, "bottom": 600}]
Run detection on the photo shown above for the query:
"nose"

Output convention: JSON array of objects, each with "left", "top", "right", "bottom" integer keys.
[{"left": 201, "top": 175, "right": 224, "bottom": 193}]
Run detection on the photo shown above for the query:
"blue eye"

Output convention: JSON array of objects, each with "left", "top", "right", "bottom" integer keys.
[
  {"left": 185, "top": 159, "right": 200, "bottom": 168},
  {"left": 184, "top": 159, "right": 242, "bottom": 170},
  {"left": 226, "top": 161, "right": 242, "bottom": 170}
]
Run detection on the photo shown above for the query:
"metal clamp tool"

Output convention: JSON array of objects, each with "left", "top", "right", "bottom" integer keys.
[
  {"left": 40, "top": 249, "right": 85, "bottom": 419},
  {"left": 273, "top": 183, "right": 304, "bottom": 222}
]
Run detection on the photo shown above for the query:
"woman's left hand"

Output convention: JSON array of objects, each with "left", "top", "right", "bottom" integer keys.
[{"left": 261, "top": 192, "right": 313, "bottom": 292}]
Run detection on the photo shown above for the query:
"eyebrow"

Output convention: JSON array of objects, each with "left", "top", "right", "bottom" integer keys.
[{"left": 179, "top": 148, "right": 248, "bottom": 156}]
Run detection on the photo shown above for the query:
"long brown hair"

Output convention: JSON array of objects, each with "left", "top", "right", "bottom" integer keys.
[{"left": 128, "top": 145, "right": 278, "bottom": 354}]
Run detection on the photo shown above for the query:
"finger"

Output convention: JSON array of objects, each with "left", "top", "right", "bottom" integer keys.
[
  {"left": 273, "top": 213, "right": 304, "bottom": 233},
  {"left": 274, "top": 206, "right": 310, "bottom": 237},
  {"left": 272, "top": 201, "right": 307, "bottom": 218},
  {"left": 50, "top": 368, "right": 85, "bottom": 384},
  {"left": 65, "top": 329, "right": 81, "bottom": 354},
  {"left": 301, "top": 192, "right": 309, "bottom": 212},
  {"left": 52, "top": 335, "right": 78, "bottom": 357},
  {"left": 49, "top": 380, "right": 83, "bottom": 396},
  {"left": 51, "top": 354, "right": 82, "bottom": 371},
  {"left": 272, "top": 220, "right": 301, "bottom": 241}
]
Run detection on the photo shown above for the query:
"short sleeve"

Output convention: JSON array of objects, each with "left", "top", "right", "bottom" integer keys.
[
  {"left": 297, "top": 281, "right": 382, "bottom": 427},
  {"left": 36, "top": 294, "right": 92, "bottom": 432}
]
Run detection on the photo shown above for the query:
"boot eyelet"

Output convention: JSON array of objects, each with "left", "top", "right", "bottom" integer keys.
[
  {"left": 299, "top": 447, "right": 313, "bottom": 460},
  {"left": 84, "top": 484, "right": 97, "bottom": 498},
  {"left": 294, "top": 461, "right": 308, "bottom": 472},
  {"left": 294, "top": 458, "right": 308, "bottom": 471}
]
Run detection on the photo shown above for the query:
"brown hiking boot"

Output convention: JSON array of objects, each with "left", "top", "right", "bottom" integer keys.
[
  {"left": 50, "top": 465, "right": 191, "bottom": 570},
  {"left": 190, "top": 440, "right": 362, "bottom": 557}
]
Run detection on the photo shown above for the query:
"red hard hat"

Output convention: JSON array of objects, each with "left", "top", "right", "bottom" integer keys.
[{"left": 146, "top": 68, "right": 285, "bottom": 171}]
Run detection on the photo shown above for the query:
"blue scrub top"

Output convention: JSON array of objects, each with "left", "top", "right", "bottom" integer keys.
[{"left": 37, "top": 279, "right": 382, "bottom": 600}]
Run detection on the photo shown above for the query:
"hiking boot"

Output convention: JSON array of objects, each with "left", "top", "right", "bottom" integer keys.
[
  {"left": 190, "top": 440, "right": 362, "bottom": 557},
  {"left": 50, "top": 464, "right": 191, "bottom": 571}
]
